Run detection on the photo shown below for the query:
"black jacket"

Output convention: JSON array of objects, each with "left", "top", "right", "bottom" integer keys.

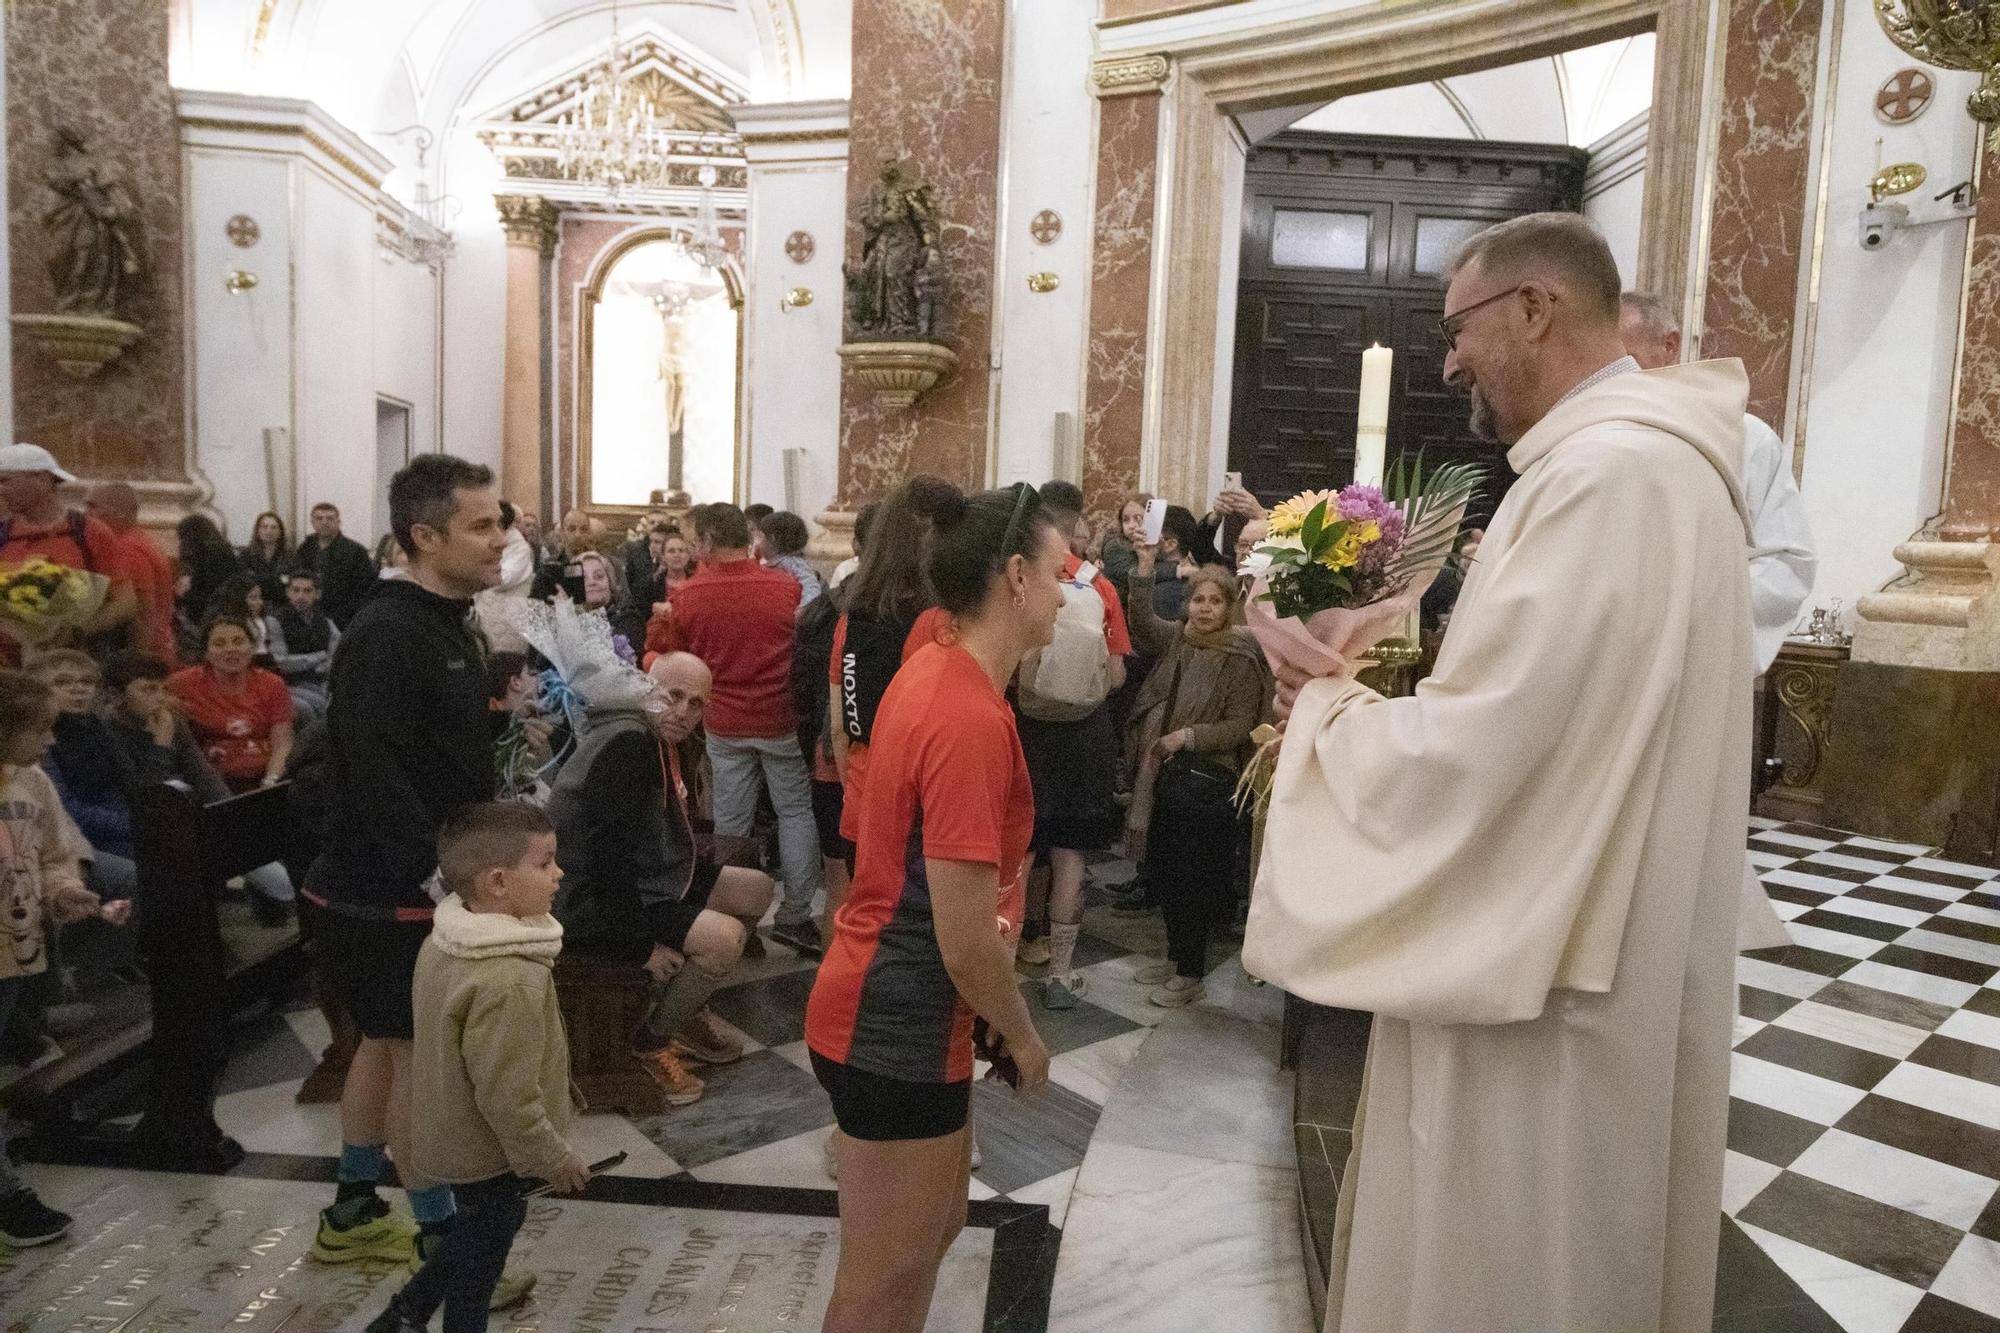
[
  {"left": 295, "top": 533, "right": 378, "bottom": 627},
  {"left": 548, "top": 709, "right": 694, "bottom": 964},
  {"left": 311, "top": 579, "right": 494, "bottom": 914}
]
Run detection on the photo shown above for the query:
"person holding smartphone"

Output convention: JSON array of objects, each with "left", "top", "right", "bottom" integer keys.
[{"left": 805, "top": 482, "right": 1064, "bottom": 1333}]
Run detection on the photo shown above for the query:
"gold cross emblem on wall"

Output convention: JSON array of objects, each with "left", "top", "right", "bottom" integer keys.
[{"left": 1876, "top": 68, "right": 1935, "bottom": 125}]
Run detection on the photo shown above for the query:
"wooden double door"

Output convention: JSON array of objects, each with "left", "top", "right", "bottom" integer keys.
[{"left": 1229, "top": 132, "right": 1587, "bottom": 521}]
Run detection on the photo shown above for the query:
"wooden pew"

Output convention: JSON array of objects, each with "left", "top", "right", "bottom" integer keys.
[{"left": 12, "top": 783, "right": 303, "bottom": 1170}]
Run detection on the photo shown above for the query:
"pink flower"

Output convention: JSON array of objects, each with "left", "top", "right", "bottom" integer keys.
[{"left": 1338, "top": 484, "right": 1404, "bottom": 573}]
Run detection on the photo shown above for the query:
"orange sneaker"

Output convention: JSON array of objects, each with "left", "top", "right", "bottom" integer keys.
[
  {"left": 636, "top": 1045, "right": 706, "bottom": 1106},
  {"left": 672, "top": 1009, "right": 745, "bottom": 1066}
]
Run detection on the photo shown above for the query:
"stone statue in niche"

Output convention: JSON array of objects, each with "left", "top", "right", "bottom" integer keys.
[
  {"left": 845, "top": 160, "right": 941, "bottom": 340},
  {"left": 44, "top": 125, "right": 146, "bottom": 319}
]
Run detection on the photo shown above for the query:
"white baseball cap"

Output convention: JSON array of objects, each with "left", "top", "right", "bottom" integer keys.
[{"left": 0, "top": 443, "right": 76, "bottom": 482}]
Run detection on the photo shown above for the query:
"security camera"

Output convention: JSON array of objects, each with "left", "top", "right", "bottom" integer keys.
[{"left": 1860, "top": 201, "right": 1907, "bottom": 250}]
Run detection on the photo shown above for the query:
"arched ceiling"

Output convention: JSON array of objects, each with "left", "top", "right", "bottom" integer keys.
[
  {"left": 171, "top": 1, "right": 849, "bottom": 158},
  {"left": 1249, "top": 33, "right": 1655, "bottom": 150}
]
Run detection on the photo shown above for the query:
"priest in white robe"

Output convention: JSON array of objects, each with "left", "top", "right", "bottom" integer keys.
[
  {"left": 1244, "top": 213, "right": 1754, "bottom": 1333},
  {"left": 1622, "top": 290, "right": 1814, "bottom": 951}
]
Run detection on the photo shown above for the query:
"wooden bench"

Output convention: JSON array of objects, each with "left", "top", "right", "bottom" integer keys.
[
  {"left": 553, "top": 954, "right": 668, "bottom": 1116},
  {"left": 12, "top": 782, "right": 303, "bottom": 1171}
]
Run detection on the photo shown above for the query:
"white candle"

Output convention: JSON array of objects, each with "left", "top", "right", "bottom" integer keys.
[{"left": 1354, "top": 343, "right": 1392, "bottom": 489}]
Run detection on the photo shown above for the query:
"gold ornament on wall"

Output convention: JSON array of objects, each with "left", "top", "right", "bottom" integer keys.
[
  {"left": 226, "top": 214, "right": 262, "bottom": 248},
  {"left": 1030, "top": 210, "right": 1062, "bottom": 245},
  {"left": 1875, "top": 0, "right": 2000, "bottom": 122},
  {"left": 1027, "top": 272, "right": 1060, "bottom": 293},
  {"left": 785, "top": 230, "right": 816, "bottom": 264}
]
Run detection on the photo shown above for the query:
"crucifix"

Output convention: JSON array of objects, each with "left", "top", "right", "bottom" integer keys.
[{"left": 651, "top": 285, "right": 694, "bottom": 506}]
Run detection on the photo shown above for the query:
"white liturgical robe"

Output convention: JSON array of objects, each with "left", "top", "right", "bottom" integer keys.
[{"left": 1244, "top": 359, "right": 1756, "bottom": 1333}]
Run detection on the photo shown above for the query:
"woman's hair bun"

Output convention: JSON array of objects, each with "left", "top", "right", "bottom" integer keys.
[{"left": 908, "top": 475, "right": 967, "bottom": 528}]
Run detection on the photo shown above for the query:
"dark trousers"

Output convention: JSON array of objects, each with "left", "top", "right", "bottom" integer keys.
[
  {"left": 392, "top": 1173, "right": 527, "bottom": 1333},
  {"left": 1147, "top": 804, "right": 1240, "bottom": 979}
]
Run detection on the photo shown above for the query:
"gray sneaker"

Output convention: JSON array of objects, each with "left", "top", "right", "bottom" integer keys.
[
  {"left": 770, "top": 918, "right": 824, "bottom": 958},
  {"left": 1041, "top": 975, "right": 1084, "bottom": 1011}
]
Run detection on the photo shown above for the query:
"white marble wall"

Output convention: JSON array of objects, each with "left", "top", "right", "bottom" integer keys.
[
  {"left": 180, "top": 93, "right": 451, "bottom": 546},
  {"left": 1796, "top": 1, "right": 1982, "bottom": 614},
  {"left": 736, "top": 101, "right": 849, "bottom": 519},
  {"left": 989, "top": 0, "right": 1097, "bottom": 489}
]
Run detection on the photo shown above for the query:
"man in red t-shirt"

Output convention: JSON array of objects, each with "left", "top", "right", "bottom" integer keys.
[
  {"left": 85, "top": 481, "right": 174, "bottom": 659},
  {"left": 648, "top": 502, "right": 824, "bottom": 955},
  {"left": 0, "top": 445, "right": 138, "bottom": 656}
]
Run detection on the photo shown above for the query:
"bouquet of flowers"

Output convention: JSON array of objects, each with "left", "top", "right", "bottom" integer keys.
[
  {"left": 1235, "top": 454, "right": 1486, "bottom": 811},
  {"left": 0, "top": 556, "right": 110, "bottom": 647}
]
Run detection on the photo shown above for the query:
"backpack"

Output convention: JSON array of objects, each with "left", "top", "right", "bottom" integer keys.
[
  {"left": 1016, "top": 563, "right": 1111, "bottom": 723},
  {"left": 0, "top": 509, "right": 97, "bottom": 572},
  {"left": 791, "top": 583, "right": 845, "bottom": 761},
  {"left": 841, "top": 608, "right": 919, "bottom": 747}
]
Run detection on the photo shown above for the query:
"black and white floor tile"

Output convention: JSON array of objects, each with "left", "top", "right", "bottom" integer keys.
[{"left": 1721, "top": 817, "right": 2000, "bottom": 1332}]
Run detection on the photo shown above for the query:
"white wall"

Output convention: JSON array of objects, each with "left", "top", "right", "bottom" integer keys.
[
  {"left": 1583, "top": 113, "right": 1647, "bottom": 285},
  {"left": 736, "top": 101, "right": 849, "bottom": 519},
  {"left": 989, "top": 0, "right": 1097, "bottom": 488},
  {"left": 1796, "top": 0, "right": 1980, "bottom": 611},
  {"left": 180, "top": 94, "right": 452, "bottom": 550},
  {"left": 440, "top": 138, "right": 508, "bottom": 482}
]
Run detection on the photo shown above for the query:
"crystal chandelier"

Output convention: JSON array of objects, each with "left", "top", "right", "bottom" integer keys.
[
  {"left": 685, "top": 162, "right": 728, "bottom": 270},
  {"left": 553, "top": 0, "right": 675, "bottom": 197}
]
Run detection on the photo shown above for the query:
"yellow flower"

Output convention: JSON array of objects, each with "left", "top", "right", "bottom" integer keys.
[{"left": 1268, "top": 489, "right": 1336, "bottom": 538}]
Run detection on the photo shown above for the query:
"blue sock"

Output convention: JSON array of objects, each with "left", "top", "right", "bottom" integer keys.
[
  {"left": 407, "top": 1183, "right": 456, "bottom": 1232},
  {"left": 335, "top": 1143, "right": 385, "bottom": 1203}
]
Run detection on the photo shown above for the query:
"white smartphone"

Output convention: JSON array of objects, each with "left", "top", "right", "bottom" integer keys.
[
  {"left": 1142, "top": 497, "right": 1168, "bottom": 545},
  {"left": 1223, "top": 471, "right": 1243, "bottom": 492}
]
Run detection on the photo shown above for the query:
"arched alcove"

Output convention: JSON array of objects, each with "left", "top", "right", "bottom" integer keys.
[{"left": 580, "top": 233, "right": 743, "bottom": 511}]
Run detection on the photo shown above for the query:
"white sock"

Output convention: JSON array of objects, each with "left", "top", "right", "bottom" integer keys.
[{"left": 1049, "top": 921, "right": 1081, "bottom": 980}]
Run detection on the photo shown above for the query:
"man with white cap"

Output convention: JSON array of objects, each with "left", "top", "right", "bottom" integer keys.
[{"left": 0, "top": 443, "right": 137, "bottom": 648}]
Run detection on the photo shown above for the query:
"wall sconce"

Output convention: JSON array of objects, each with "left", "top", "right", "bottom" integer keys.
[
  {"left": 1027, "top": 272, "right": 1060, "bottom": 294},
  {"left": 781, "top": 286, "right": 814, "bottom": 313},
  {"left": 225, "top": 270, "right": 259, "bottom": 295}
]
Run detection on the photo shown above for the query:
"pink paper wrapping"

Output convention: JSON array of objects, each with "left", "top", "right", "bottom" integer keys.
[{"left": 1244, "top": 580, "right": 1426, "bottom": 680}]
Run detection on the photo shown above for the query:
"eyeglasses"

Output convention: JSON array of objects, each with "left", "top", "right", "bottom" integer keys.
[
  {"left": 1437, "top": 284, "right": 1550, "bottom": 352},
  {"left": 999, "top": 482, "right": 1034, "bottom": 556}
]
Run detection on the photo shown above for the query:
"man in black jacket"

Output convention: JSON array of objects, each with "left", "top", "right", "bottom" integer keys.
[
  {"left": 305, "top": 456, "right": 514, "bottom": 1290},
  {"left": 549, "top": 651, "right": 773, "bottom": 1102},
  {"left": 295, "top": 502, "right": 379, "bottom": 627}
]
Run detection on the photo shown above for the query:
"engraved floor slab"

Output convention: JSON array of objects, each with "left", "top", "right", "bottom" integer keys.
[{"left": 4, "top": 1165, "right": 994, "bottom": 1332}]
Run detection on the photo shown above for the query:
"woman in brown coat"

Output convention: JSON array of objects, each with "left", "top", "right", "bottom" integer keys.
[{"left": 1123, "top": 546, "right": 1272, "bottom": 1007}]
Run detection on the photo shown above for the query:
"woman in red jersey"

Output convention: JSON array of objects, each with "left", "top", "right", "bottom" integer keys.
[{"left": 805, "top": 482, "right": 1064, "bottom": 1333}]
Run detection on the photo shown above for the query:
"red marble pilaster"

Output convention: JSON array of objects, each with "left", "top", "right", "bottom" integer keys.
[
  {"left": 837, "top": 0, "right": 1006, "bottom": 501},
  {"left": 7, "top": 0, "right": 186, "bottom": 480},
  {"left": 1944, "top": 130, "right": 2000, "bottom": 540},
  {"left": 1697, "top": 0, "right": 1822, "bottom": 430},
  {"left": 1081, "top": 90, "right": 1160, "bottom": 519}
]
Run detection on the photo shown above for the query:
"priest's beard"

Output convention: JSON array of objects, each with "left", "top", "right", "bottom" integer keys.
[{"left": 1467, "top": 387, "right": 1500, "bottom": 443}]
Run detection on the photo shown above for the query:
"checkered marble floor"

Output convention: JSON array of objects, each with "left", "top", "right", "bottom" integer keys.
[
  {"left": 1722, "top": 817, "right": 2000, "bottom": 1332},
  {"left": 186, "top": 855, "right": 1187, "bottom": 1234}
]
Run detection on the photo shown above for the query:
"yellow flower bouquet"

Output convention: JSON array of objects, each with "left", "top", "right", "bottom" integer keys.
[{"left": 0, "top": 556, "right": 110, "bottom": 646}]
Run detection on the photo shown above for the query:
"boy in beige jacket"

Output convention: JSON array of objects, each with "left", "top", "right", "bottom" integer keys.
[{"left": 366, "top": 802, "right": 588, "bottom": 1333}]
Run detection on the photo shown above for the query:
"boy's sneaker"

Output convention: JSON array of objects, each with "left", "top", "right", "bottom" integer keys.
[
  {"left": 769, "top": 918, "right": 823, "bottom": 958},
  {"left": 0, "top": 1188, "right": 72, "bottom": 1248},
  {"left": 672, "top": 1009, "right": 744, "bottom": 1065},
  {"left": 312, "top": 1194, "right": 418, "bottom": 1264},
  {"left": 636, "top": 1046, "right": 706, "bottom": 1106},
  {"left": 410, "top": 1232, "right": 538, "bottom": 1311}
]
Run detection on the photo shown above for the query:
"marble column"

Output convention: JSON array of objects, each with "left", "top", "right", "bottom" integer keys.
[
  {"left": 497, "top": 194, "right": 559, "bottom": 522},
  {"left": 836, "top": 0, "right": 1005, "bottom": 502},
  {"left": 1941, "top": 128, "right": 2000, "bottom": 544},
  {"left": 1696, "top": 0, "right": 1823, "bottom": 429},
  {"left": 1082, "top": 58, "right": 1167, "bottom": 520},
  {"left": 7, "top": 0, "right": 193, "bottom": 507}
]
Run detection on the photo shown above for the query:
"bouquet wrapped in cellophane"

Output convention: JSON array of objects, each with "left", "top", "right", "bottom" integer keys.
[
  {"left": 1235, "top": 454, "right": 1486, "bottom": 813},
  {"left": 0, "top": 556, "right": 110, "bottom": 647}
]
